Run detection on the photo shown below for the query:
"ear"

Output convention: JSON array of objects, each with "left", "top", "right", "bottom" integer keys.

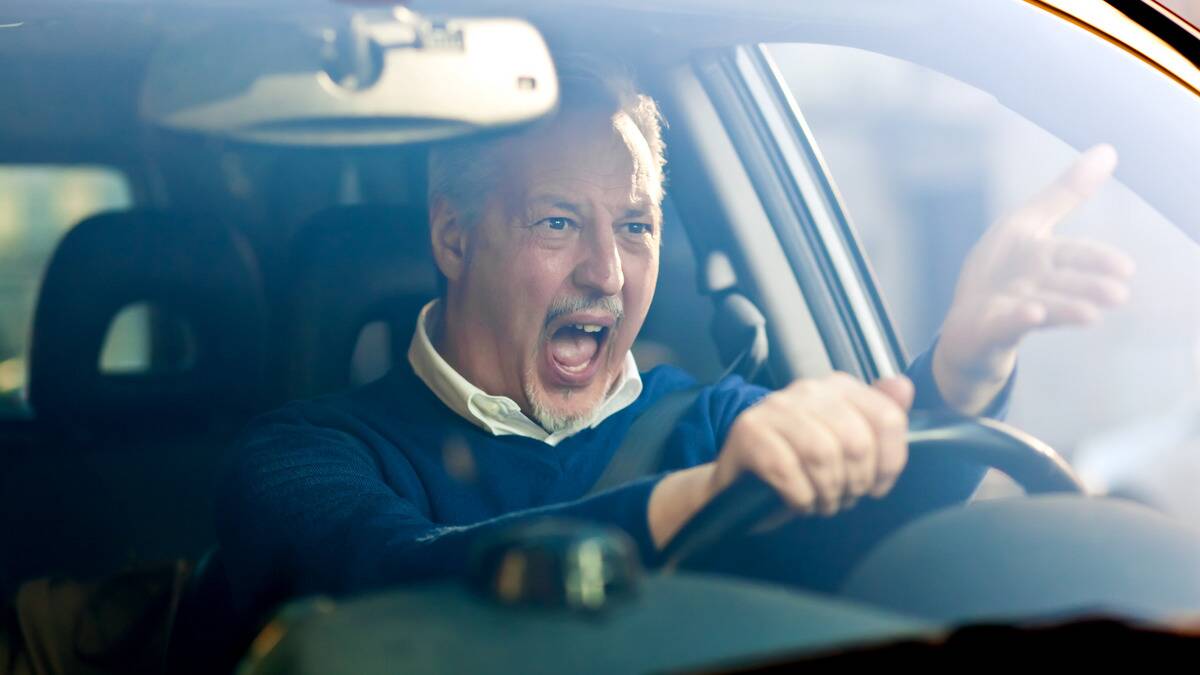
[{"left": 429, "top": 196, "right": 469, "bottom": 285}]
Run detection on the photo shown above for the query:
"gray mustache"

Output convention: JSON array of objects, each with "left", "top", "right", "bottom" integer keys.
[{"left": 544, "top": 296, "right": 624, "bottom": 329}]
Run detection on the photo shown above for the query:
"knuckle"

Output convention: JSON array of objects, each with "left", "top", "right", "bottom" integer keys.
[
  {"left": 843, "top": 425, "right": 875, "bottom": 460},
  {"left": 787, "top": 379, "right": 817, "bottom": 396},
  {"left": 802, "top": 435, "right": 839, "bottom": 467},
  {"left": 879, "top": 406, "right": 906, "bottom": 431},
  {"left": 755, "top": 455, "right": 793, "bottom": 483},
  {"left": 826, "top": 371, "right": 856, "bottom": 387},
  {"left": 729, "top": 410, "right": 767, "bottom": 441}
]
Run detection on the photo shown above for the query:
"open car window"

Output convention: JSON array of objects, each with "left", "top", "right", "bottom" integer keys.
[{"left": 767, "top": 42, "right": 1200, "bottom": 502}]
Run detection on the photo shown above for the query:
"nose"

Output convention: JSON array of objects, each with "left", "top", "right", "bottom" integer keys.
[{"left": 572, "top": 220, "right": 623, "bottom": 297}]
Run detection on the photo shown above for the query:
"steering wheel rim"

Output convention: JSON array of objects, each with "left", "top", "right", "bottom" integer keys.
[{"left": 657, "top": 411, "right": 1086, "bottom": 571}]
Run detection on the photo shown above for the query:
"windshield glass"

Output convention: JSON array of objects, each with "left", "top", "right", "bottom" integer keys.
[
  {"left": 768, "top": 42, "right": 1200, "bottom": 509},
  {"left": 8, "top": 2, "right": 1200, "bottom": 672}
]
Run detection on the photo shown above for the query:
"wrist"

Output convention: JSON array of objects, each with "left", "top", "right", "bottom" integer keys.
[
  {"left": 932, "top": 341, "right": 1015, "bottom": 414},
  {"left": 647, "top": 464, "right": 716, "bottom": 549}
]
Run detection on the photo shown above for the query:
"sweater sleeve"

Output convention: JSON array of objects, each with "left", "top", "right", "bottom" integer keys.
[
  {"left": 905, "top": 339, "right": 1015, "bottom": 420},
  {"left": 215, "top": 408, "right": 664, "bottom": 615}
]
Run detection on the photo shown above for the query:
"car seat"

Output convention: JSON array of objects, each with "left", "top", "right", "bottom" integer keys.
[
  {"left": 281, "top": 204, "right": 436, "bottom": 400},
  {"left": 0, "top": 209, "right": 268, "bottom": 593}
]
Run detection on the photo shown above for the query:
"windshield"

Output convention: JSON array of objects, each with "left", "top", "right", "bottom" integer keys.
[
  {"left": 768, "top": 41, "right": 1200, "bottom": 509},
  {"left": 6, "top": 2, "right": 1200, "bottom": 673}
]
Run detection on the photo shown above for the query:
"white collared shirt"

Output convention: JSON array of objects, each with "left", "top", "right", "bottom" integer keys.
[{"left": 407, "top": 300, "right": 643, "bottom": 446}]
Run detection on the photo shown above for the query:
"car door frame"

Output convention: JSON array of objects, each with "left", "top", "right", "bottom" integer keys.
[{"left": 677, "top": 46, "right": 907, "bottom": 384}]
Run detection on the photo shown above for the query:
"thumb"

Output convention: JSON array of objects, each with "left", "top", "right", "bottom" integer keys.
[{"left": 874, "top": 375, "right": 915, "bottom": 411}]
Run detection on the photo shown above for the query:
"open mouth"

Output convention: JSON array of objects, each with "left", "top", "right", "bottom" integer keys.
[{"left": 544, "top": 320, "right": 613, "bottom": 387}]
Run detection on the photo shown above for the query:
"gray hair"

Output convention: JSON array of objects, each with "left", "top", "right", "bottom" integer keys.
[{"left": 427, "top": 55, "right": 667, "bottom": 235}]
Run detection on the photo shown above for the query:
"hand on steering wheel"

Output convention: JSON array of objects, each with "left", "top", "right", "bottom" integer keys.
[
  {"left": 708, "top": 373, "right": 915, "bottom": 518},
  {"left": 659, "top": 412, "right": 1084, "bottom": 571}
]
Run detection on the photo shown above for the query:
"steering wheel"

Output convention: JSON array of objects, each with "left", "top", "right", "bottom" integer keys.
[{"left": 657, "top": 411, "right": 1086, "bottom": 571}]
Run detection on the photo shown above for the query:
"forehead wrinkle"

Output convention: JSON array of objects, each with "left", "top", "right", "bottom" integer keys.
[{"left": 510, "top": 110, "right": 660, "bottom": 224}]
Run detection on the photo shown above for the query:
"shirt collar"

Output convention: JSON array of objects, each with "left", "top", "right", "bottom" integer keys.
[{"left": 407, "top": 300, "right": 643, "bottom": 446}]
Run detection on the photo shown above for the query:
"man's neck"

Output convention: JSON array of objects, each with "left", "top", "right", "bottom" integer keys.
[{"left": 431, "top": 296, "right": 534, "bottom": 415}]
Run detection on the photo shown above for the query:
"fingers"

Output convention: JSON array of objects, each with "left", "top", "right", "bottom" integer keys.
[
  {"left": 752, "top": 392, "right": 847, "bottom": 515},
  {"left": 736, "top": 425, "right": 818, "bottom": 514},
  {"left": 782, "top": 375, "right": 909, "bottom": 505},
  {"left": 1051, "top": 238, "right": 1136, "bottom": 279},
  {"left": 1009, "top": 144, "right": 1118, "bottom": 235},
  {"left": 933, "top": 145, "right": 1132, "bottom": 400},
  {"left": 849, "top": 377, "right": 911, "bottom": 497},
  {"left": 872, "top": 375, "right": 915, "bottom": 411},
  {"left": 966, "top": 238, "right": 1134, "bottom": 346},
  {"left": 972, "top": 290, "right": 1099, "bottom": 348},
  {"left": 972, "top": 294, "right": 1048, "bottom": 349},
  {"left": 716, "top": 374, "right": 915, "bottom": 520},
  {"left": 1023, "top": 289, "right": 1101, "bottom": 325},
  {"left": 1040, "top": 268, "right": 1130, "bottom": 308},
  {"left": 783, "top": 409, "right": 857, "bottom": 515}
]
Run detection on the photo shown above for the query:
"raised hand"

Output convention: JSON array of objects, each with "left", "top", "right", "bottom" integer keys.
[{"left": 933, "top": 144, "right": 1136, "bottom": 414}]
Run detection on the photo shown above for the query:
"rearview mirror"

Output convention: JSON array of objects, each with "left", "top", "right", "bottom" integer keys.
[{"left": 140, "top": 7, "right": 558, "bottom": 146}]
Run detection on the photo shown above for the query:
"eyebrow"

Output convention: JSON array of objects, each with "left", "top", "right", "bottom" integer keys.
[
  {"left": 529, "top": 195, "right": 582, "bottom": 216},
  {"left": 530, "top": 195, "right": 654, "bottom": 221}
]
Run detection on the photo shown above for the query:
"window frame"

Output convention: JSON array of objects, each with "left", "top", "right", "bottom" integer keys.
[{"left": 688, "top": 46, "right": 905, "bottom": 383}]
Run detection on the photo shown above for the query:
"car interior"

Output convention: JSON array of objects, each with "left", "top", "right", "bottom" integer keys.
[
  {"left": 8, "top": 2, "right": 1200, "bottom": 672},
  {"left": 0, "top": 4, "right": 793, "bottom": 600}
]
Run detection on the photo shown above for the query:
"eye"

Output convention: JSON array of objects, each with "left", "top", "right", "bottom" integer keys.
[
  {"left": 624, "top": 222, "right": 653, "bottom": 235},
  {"left": 537, "top": 216, "right": 575, "bottom": 231}
]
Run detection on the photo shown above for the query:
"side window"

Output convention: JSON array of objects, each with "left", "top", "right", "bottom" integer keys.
[
  {"left": 0, "top": 165, "right": 133, "bottom": 417},
  {"left": 766, "top": 44, "right": 1200, "bottom": 473}
]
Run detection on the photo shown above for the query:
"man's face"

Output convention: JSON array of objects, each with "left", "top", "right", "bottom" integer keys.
[{"left": 443, "top": 106, "right": 662, "bottom": 431}]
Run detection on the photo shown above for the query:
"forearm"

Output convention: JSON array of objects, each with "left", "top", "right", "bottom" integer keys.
[{"left": 647, "top": 464, "right": 715, "bottom": 548}]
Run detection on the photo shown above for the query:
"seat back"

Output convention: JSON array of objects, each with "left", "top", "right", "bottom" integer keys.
[
  {"left": 2, "top": 209, "right": 268, "bottom": 592},
  {"left": 29, "top": 209, "right": 267, "bottom": 432},
  {"left": 283, "top": 204, "right": 435, "bottom": 400}
]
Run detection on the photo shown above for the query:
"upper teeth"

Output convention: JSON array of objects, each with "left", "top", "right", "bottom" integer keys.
[{"left": 572, "top": 324, "right": 603, "bottom": 333}]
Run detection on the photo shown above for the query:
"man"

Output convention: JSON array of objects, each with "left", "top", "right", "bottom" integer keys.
[{"left": 217, "top": 62, "right": 1134, "bottom": 618}]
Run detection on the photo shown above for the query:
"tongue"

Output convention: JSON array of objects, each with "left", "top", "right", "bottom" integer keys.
[{"left": 549, "top": 330, "right": 599, "bottom": 369}]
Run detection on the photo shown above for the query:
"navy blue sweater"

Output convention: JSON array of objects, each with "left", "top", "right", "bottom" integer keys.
[{"left": 217, "top": 348, "right": 1002, "bottom": 616}]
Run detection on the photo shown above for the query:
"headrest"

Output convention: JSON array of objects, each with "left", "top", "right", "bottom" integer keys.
[
  {"left": 28, "top": 210, "right": 267, "bottom": 432},
  {"left": 285, "top": 204, "right": 436, "bottom": 399}
]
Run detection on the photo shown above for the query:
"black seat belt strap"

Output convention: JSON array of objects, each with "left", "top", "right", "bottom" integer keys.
[{"left": 586, "top": 385, "right": 704, "bottom": 496}]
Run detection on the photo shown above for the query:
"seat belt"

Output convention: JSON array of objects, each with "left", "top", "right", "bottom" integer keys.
[
  {"left": 586, "top": 385, "right": 705, "bottom": 496},
  {"left": 586, "top": 287, "right": 769, "bottom": 496}
]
